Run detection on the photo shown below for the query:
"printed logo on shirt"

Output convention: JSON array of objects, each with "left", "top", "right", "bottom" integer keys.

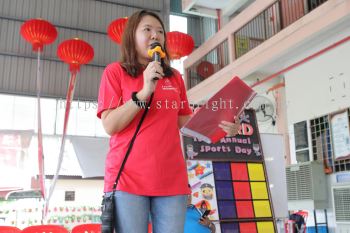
[{"left": 162, "top": 79, "right": 178, "bottom": 92}]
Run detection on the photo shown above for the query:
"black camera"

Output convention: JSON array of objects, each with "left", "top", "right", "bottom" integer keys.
[{"left": 100, "top": 194, "right": 115, "bottom": 233}]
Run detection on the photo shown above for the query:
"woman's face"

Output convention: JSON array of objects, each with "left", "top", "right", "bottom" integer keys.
[{"left": 134, "top": 15, "right": 165, "bottom": 65}]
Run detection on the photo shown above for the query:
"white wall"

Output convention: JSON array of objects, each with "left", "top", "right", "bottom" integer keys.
[
  {"left": 284, "top": 34, "right": 350, "bottom": 163},
  {"left": 48, "top": 179, "right": 104, "bottom": 206},
  {"left": 285, "top": 37, "right": 350, "bottom": 124}
]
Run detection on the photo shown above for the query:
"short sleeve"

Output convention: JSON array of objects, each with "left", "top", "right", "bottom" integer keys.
[
  {"left": 97, "top": 63, "right": 123, "bottom": 118},
  {"left": 175, "top": 70, "right": 193, "bottom": 116}
]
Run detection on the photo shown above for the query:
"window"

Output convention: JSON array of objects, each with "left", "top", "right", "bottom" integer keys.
[
  {"left": 310, "top": 115, "right": 333, "bottom": 170},
  {"left": 56, "top": 99, "right": 78, "bottom": 135},
  {"left": 56, "top": 99, "right": 107, "bottom": 137},
  {"left": 39, "top": 98, "right": 57, "bottom": 135},
  {"left": 0, "top": 94, "right": 14, "bottom": 129},
  {"left": 27, "top": 136, "right": 83, "bottom": 176},
  {"left": 296, "top": 150, "right": 310, "bottom": 163},
  {"left": 169, "top": 15, "right": 188, "bottom": 75},
  {"left": 307, "top": 0, "right": 327, "bottom": 12},
  {"left": 13, "top": 96, "right": 36, "bottom": 130},
  {"left": 170, "top": 15, "right": 187, "bottom": 33},
  {"left": 294, "top": 121, "right": 309, "bottom": 163},
  {"left": 308, "top": 110, "right": 350, "bottom": 172},
  {"left": 65, "top": 191, "right": 75, "bottom": 201},
  {"left": 0, "top": 94, "right": 108, "bottom": 137}
]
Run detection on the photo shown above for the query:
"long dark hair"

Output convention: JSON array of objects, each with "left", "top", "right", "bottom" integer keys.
[{"left": 120, "top": 10, "right": 173, "bottom": 77}]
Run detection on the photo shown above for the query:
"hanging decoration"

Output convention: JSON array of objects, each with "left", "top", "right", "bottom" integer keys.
[
  {"left": 20, "top": 18, "right": 58, "bottom": 202},
  {"left": 20, "top": 18, "right": 57, "bottom": 52},
  {"left": 46, "top": 38, "right": 94, "bottom": 215},
  {"left": 57, "top": 38, "right": 94, "bottom": 73},
  {"left": 107, "top": 17, "right": 128, "bottom": 44},
  {"left": 166, "top": 31, "right": 194, "bottom": 60}
]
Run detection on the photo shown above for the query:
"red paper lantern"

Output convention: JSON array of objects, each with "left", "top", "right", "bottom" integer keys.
[
  {"left": 20, "top": 18, "right": 57, "bottom": 52},
  {"left": 107, "top": 17, "right": 128, "bottom": 44},
  {"left": 166, "top": 31, "right": 194, "bottom": 60},
  {"left": 57, "top": 38, "right": 94, "bottom": 73},
  {"left": 196, "top": 61, "right": 214, "bottom": 79}
]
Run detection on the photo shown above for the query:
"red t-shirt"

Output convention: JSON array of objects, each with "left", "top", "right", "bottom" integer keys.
[{"left": 97, "top": 62, "right": 192, "bottom": 196}]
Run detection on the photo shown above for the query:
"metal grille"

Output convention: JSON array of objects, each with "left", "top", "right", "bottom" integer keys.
[
  {"left": 310, "top": 110, "right": 350, "bottom": 172},
  {"left": 286, "top": 163, "right": 312, "bottom": 200},
  {"left": 307, "top": 0, "right": 328, "bottom": 12},
  {"left": 234, "top": 1, "right": 281, "bottom": 58},
  {"left": 298, "top": 164, "right": 312, "bottom": 199},
  {"left": 233, "top": 0, "right": 329, "bottom": 58},
  {"left": 286, "top": 167, "right": 298, "bottom": 200},
  {"left": 187, "top": 39, "right": 229, "bottom": 89},
  {"left": 310, "top": 115, "right": 333, "bottom": 168},
  {"left": 333, "top": 187, "right": 350, "bottom": 222}
]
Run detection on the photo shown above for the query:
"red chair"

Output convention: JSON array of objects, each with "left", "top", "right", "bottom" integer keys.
[
  {"left": 21, "top": 225, "right": 69, "bottom": 233},
  {"left": 71, "top": 223, "right": 101, "bottom": 233},
  {"left": 0, "top": 226, "right": 21, "bottom": 233},
  {"left": 284, "top": 220, "right": 295, "bottom": 233}
]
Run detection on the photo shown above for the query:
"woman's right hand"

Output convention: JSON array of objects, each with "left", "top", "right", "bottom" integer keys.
[{"left": 138, "top": 61, "right": 164, "bottom": 100}]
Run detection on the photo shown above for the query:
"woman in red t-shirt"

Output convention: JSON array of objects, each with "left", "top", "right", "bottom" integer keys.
[{"left": 97, "top": 10, "right": 239, "bottom": 233}]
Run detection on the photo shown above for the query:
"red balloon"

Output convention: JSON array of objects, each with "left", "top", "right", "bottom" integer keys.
[
  {"left": 166, "top": 31, "right": 194, "bottom": 60},
  {"left": 57, "top": 38, "right": 94, "bottom": 73},
  {"left": 107, "top": 17, "right": 128, "bottom": 44},
  {"left": 20, "top": 18, "right": 58, "bottom": 52}
]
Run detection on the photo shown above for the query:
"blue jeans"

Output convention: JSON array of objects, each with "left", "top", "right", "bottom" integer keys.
[{"left": 108, "top": 191, "right": 187, "bottom": 233}]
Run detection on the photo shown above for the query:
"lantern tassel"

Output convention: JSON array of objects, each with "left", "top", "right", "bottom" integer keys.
[
  {"left": 36, "top": 50, "right": 46, "bottom": 199},
  {"left": 46, "top": 72, "right": 77, "bottom": 213},
  {"left": 36, "top": 50, "right": 48, "bottom": 223}
]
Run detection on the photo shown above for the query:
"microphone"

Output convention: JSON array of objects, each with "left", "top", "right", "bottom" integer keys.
[{"left": 148, "top": 42, "right": 166, "bottom": 80}]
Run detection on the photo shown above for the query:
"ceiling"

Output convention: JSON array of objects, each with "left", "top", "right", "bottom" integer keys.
[{"left": 182, "top": 0, "right": 254, "bottom": 18}]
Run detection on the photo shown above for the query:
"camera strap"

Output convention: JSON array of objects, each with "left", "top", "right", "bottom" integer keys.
[{"left": 111, "top": 93, "right": 154, "bottom": 192}]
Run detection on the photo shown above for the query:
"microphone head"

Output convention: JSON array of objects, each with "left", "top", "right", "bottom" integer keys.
[
  {"left": 148, "top": 42, "right": 166, "bottom": 59},
  {"left": 150, "top": 42, "right": 161, "bottom": 49}
]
